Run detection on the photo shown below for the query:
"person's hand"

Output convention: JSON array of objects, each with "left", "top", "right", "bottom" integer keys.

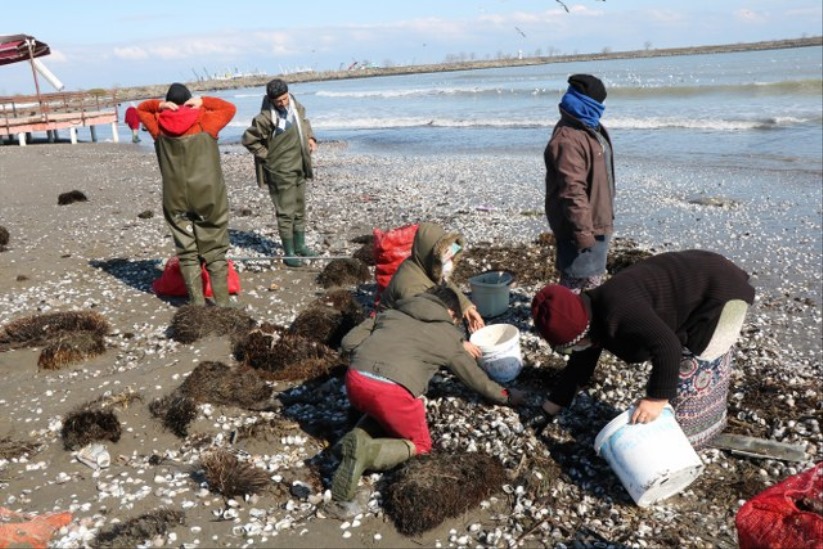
[
  {"left": 506, "top": 388, "right": 527, "bottom": 407},
  {"left": 308, "top": 137, "right": 318, "bottom": 154},
  {"left": 541, "top": 399, "right": 563, "bottom": 416},
  {"left": 462, "top": 341, "right": 482, "bottom": 359},
  {"left": 630, "top": 398, "right": 668, "bottom": 424},
  {"left": 464, "top": 306, "right": 485, "bottom": 333},
  {"left": 158, "top": 101, "right": 178, "bottom": 111},
  {"left": 184, "top": 96, "right": 203, "bottom": 109}
]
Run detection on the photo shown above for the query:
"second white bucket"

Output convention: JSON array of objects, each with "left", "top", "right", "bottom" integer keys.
[
  {"left": 469, "top": 271, "right": 514, "bottom": 318},
  {"left": 469, "top": 324, "right": 522, "bottom": 383},
  {"left": 594, "top": 405, "right": 704, "bottom": 507}
]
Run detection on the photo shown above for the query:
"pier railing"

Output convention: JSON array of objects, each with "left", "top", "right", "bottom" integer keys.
[{"left": 0, "top": 90, "right": 120, "bottom": 144}]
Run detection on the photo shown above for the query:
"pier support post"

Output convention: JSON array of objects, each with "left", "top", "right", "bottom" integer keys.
[
  {"left": 111, "top": 122, "right": 120, "bottom": 143},
  {"left": 90, "top": 126, "right": 98, "bottom": 143},
  {"left": 69, "top": 127, "right": 77, "bottom": 145},
  {"left": 17, "top": 133, "right": 26, "bottom": 146}
]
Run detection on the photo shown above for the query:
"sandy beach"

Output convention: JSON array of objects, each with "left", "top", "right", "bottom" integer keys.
[{"left": 0, "top": 142, "right": 821, "bottom": 548}]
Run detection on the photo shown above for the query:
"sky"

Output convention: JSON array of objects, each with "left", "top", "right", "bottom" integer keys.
[{"left": 2, "top": 0, "right": 821, "bottom": 95}]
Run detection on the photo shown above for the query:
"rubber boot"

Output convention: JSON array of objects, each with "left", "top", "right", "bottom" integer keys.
[
  {"left": 369, "top": 438, "right": 415, "bottom": 470},
  {"left": 179, "top": 262, "right": 206, "bottom": 305},
  {"left": 332, "top": 415, "right": 383, "bottom": 459},
  {"left": 293, "top": 230, "right": 317, "bottom": 257},
  {"left": 206, "top": 260, "right": 231, "bottom": 307},
  {"left": 281, "top": 238, "right": 303, "bottom": 268},
  {"left": 331, "top": 430, "right": 414, "bottom": 502}
]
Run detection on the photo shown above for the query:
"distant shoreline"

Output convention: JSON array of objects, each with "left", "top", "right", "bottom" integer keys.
[{"left": 117, "top": 36, "right": 822, "bottom": 101}]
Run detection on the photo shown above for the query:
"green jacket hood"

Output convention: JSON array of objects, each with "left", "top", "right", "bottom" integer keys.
[{"left": 411, "top": 222, "right": 466, "bottom": 281}]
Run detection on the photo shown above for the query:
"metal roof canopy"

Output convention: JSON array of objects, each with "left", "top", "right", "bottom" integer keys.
[{"left": 0, "top": 34, "right": 50, "bottom": 67}]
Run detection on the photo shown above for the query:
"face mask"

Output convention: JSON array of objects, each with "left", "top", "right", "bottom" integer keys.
[{"left": 441, "top": 259, "right": 454, "bottom": 281}]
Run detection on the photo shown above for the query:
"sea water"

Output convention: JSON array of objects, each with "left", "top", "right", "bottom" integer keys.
[
  {"left": 100, "top": 46, "right": 822, "bottom": 176},
  {"left": 212, "top": 45, "right": 822, "bottom": 175}
]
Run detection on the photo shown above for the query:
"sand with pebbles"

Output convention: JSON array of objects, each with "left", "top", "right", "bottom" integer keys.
[{"left": 0, "top": 141, "right": 821, "bottom": 548}]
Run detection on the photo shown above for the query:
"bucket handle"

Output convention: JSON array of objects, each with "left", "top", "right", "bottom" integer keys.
[{"left": 479, "top": 269, "right": 516, "bottom": 286}]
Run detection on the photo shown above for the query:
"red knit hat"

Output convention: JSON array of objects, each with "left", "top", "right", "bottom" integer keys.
[{"left": 531, "top": 285, "right": 590, "bottom": 347}]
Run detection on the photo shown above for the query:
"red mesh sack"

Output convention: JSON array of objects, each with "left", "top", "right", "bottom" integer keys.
[
  {"left": 736, "top": 461, "right": 823, "bottom": 549},
  {"left": 372, "top": 223, "right": 418, "bottom": 307},
  {"left": 0, "top": 507, "right": 72, "bottom": 549},
  {"left": 152, "top": 257, "right": 241, "bottom": 298}
]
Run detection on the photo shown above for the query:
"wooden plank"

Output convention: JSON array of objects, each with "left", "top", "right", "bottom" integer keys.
[
  {"left": 710, "top": 434, "right": 808, "bottom": 462},
  {"left": 0, "top": 112, "right": 116, "bottom": 137}
]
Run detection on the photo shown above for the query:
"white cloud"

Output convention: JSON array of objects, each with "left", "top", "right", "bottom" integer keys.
[
  {"left": 734, "top": 9, "right": 767, "bottom": 23},
  {"left": 114, "top": 46, "right": 149, "bottom": 60},
  {"left": 646, "top": 9, "right": 687, "bottom": 24}
]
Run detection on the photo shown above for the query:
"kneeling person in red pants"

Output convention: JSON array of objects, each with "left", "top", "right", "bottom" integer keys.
[{"left": 326, "top": 285, "right": 525, "bottom": 518}]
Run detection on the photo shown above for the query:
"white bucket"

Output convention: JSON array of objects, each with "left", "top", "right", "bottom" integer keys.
[
  {"left": 469, "top": 271, "right": 514, "bottom": 318},
  {"left": 469, "top": 324, "right": 522, "bottom": 383},
  {"left": 594, "top": 405, "right": 704, "bottom": 507}
]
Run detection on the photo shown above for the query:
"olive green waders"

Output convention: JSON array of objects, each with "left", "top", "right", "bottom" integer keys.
[
  {"left": 156, "top": 132, "right": 231, "bottom": 306},
  {"left": 264, "top": 124, "right": 315, "bottom": 267}
]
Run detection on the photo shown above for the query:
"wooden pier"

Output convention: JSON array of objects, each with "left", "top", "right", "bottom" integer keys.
[{"left": 0, "top": 90, "right": 120, "bottom": 145}]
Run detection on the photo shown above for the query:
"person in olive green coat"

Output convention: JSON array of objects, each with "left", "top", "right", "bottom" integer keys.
[
  {"left": 382, "top": 222, "right": 485, "bottom": 332},
  {"left": 242, "top": 78, "right": 317, "bottom": 267},
  {"left": 325, "top": 286, "right": 526, "bottom": 518},
  {"left": 341, "top": 222, "right": 486, "bottom": 357},
  {"left": 137, "top": 83, "right": 237, "bottom": 306}
]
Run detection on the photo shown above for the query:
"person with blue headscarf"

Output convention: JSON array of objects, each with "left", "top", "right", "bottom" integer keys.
[{"left": 543, "top": 74, "right": 615, "bottom": 293}]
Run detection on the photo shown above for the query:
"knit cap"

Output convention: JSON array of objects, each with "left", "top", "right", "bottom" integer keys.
[
  {"left": 568, "top": 74, "right": 607, "bottom": 103},
  {"left": 531, "top": 284, "right": 590, "bottom": 347}
]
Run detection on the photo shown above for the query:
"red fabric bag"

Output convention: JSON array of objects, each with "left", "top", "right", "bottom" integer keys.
[
  {"left": 372, "top": 223, "right": 418, "bottom": 307},
  {"left": 736, "top": 461, "right": 823, "bottom": 549},
  {"left": 152, "top": 257, "right": 241, "bottom": 298}
]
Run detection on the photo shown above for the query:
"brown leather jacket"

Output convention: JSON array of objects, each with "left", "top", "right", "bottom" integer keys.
[{"left": 543, "top": 108, "right": 615, "bottom": 250}]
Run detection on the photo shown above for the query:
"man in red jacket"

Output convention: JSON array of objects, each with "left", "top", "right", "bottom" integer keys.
[{"left": 137, "top": 83, "right": 237, "bottom": 306}]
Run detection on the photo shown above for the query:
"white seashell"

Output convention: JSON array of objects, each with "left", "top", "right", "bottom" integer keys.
[
  {"left": 77, "top": 444, "right": 110, "bottom": 470},
  {"left": 244, "top": 523, "right": 263, "bottom": 536}
]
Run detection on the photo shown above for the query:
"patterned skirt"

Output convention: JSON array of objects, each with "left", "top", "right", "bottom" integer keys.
[{"left": 671, "top": 347, "right": 734, "bottom": 450}]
